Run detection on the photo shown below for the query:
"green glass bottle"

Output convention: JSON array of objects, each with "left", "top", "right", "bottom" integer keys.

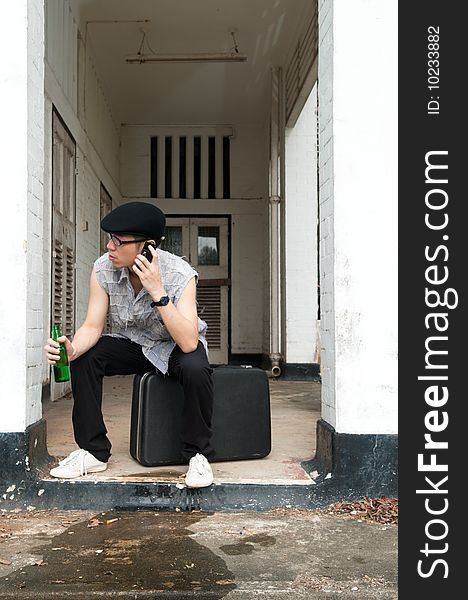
[{"left": 51, "top": 324, "right": 70, "bottom": 382}]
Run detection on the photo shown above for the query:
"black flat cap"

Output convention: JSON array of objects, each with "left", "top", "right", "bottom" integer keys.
[{"left": 100, "top": 201, "right": 165, "bottom": 239}]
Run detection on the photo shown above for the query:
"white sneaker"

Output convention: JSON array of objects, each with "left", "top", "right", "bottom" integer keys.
[
  {"left": 50, "top": 448, "right": 108, "bottom": 479},
  {"left": 185, "top": 453, "right": 214, "bottom": 488}
]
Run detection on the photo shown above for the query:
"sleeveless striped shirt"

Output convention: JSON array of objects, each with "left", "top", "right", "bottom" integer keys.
[{"left": 94, "top": 249, "right": 209, "bottom": 374}]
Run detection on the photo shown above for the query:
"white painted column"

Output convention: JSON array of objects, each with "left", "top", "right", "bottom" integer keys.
[
  {"left": 0, "top": 0, "right": 45, "bottom": 432},
  {"left": 285, "top": 83, "right": 319, "bottom": 363},
  {"left": 318, "top": 0, "right": 397, "bottom": 434},
  {"left": 269, "top": 67, "right": 282, "bottom": 376}
]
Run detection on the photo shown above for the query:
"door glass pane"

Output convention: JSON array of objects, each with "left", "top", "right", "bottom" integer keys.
[
  {"left": 160, "top": 226, "right": 183, "bottom": 256},
  {"left": 198, "top": 226, "right": 219, "bottom": 265}
]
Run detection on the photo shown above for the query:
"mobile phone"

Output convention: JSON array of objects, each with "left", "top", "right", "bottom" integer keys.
[{"left": 141, "top": 242, "right": 154, "bottom": 262}]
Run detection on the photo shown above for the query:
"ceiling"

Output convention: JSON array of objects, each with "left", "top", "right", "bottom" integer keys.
[{"left": 70, "top": 0, "right": 311, "bottom": 126}]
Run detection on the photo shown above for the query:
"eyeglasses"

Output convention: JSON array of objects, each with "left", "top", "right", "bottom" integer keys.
[{"left": 106, "top": 233, "right": 147, "bottom": 247}]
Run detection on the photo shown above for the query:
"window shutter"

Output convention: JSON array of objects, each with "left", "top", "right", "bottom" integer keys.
[
  {"left": 197, "top": 286, "right": 222, "bottom": 349},
  {"left": 51, "top": 109, "right": 76, "bottom": 399},
  {"left": 65, "top": 245, "right": 75, "bottom": 338},
  {"left": 52, "top": 240, "right": 64, "bottom": 329},
  {"left": 52, "top": 241, "right": 75, "bottom": 339}
]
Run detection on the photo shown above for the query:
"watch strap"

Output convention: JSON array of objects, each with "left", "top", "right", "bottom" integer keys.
[{"left": 151, "top": 295, "right": 170, "bottom": 307}]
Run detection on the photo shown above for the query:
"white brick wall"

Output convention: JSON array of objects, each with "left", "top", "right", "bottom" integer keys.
[
  {"left": 45, "top": 0, "right": 78, "bottom": 114},
  {"left": 318, "top": 0, "right": 336, "bottom": 426},
  {"left": 231, "top": 212, "right": 265, "bottom": 352},
  {"left": 0, "top": 0, "right": 45, "bottom": 432},
  {"left": 25, "top": 0, "right": 45, "bottom": 427},
  {"left": 230, "top": 125, "right": 267, "bottom": 199},
  {"left": 262, "top": 120, "right": 271, "bottom": 354},
  {"left": 318, "top": 0, "right": 397, "bottom": 434},
  {"left": 74, "top": 151, "right": 102, "bottom": 326},
  {"left": 285, "top": 82, "right": 319, "bottom": 363},
  {"left": 41, "top": 2, "right": 122, "bottom": 385}
]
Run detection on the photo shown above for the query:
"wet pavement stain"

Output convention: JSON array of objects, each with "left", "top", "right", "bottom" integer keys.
[
  {"left": 0, "top": 511, "right": 237, "bottom": 596},
  {"left": 220, "top": 533, "right": 276, "bottom": 556}
]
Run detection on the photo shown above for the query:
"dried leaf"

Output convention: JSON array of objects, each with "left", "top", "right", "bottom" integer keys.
[
  {"left": 0, "top": 558, "right": 12, "bottom": 565},
  {"left": 319, "top": 496, "right": 398, "bottom": 524},
  {"left": 87, "top": 519, "right": 102, "bottom": 528}
]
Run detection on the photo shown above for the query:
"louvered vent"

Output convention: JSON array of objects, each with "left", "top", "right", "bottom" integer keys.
[
  {"left": 150, "top": 132, "right": 231, "bottom": 199},
  {"left": 65, "top": 246, "right": 75, "bottom": 338},
  {"left": 52, "top": 240, "right": 75, "bottom": 339},
  {"left": 197, "top": 286, "right": 221, "bottom": 349},
  {"left": 52, "top": 240, "right": 64, "bottom": 328}
]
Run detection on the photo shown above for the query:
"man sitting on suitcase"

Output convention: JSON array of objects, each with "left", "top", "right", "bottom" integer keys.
[{"left": 44, "top": 201, "right": 215, "bottom": 488}]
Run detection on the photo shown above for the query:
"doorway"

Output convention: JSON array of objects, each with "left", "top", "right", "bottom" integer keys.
[{"left": 160, "top": 216, "right": 230, "bottom": 365}]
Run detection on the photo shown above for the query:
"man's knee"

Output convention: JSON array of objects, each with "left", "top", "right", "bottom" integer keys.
[
  {"left": 177, "top": 345, "right": 211, "bottom": 379},
  {"left": 70, "top": 350, "right": 95, "bottom": 377},
  {"left": 70, "top": 338, "right": 108, "bottom": 373}
]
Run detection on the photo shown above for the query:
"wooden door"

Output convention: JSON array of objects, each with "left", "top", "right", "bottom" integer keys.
[
  {"left": 51, "top": 110, "right": 76, "bottom": 400},
  {"left": 161, "top": 217, "right": 229, "bottom": 364}
]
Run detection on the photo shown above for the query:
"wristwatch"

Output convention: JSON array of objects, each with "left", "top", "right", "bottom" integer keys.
[{"left": 151, "top": 295, "right": 170, "bottom": 308}]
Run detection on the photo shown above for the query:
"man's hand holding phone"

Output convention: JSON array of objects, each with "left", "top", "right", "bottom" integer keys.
[
  {"left": 140, "top": 242, "right": 154, "bottom": 263},
  {"left": 133, "top": 243, "right": 166, "bottom": 299}
]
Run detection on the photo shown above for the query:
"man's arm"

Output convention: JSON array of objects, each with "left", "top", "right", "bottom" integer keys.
[
  {"left": 131, "top": 245, "right": 200, "bottom": 353},
  {"left": 156, "top": 276, "right": 199, "bottom": 353},
  {"left": 68, "top": 269, "right": 109, "bottom": 360},
  {"left": 45, "top": 268, "right": 109, "bottom": 364}
]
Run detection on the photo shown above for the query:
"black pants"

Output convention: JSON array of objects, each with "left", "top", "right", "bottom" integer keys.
[{"left": 69, "top": 336, "right": 214, "bottom": 463}]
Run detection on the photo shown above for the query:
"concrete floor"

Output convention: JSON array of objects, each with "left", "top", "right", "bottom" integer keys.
[
  {"left": 43, "top": 376, "right": 321, "bottom": 485},
  {"left": 0, "top": 508, "right": 398, "bottom": 599}
]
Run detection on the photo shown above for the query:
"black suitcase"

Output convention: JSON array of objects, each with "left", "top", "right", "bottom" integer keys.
[{"left": 130, "top": 366, "right": 271, "bottom": 466}]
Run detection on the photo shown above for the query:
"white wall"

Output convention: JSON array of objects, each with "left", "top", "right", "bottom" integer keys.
[
  {"left": 318, "top": 0, "right": 335, "bottom": 425},
  {"left": 0, "top": 0, "right": 44, "bottom": 431},
  {"left": 285, "top": 83, "right": 319, "bottom": 363},
  {"left": 318, "top": 0, "right": 397, "bottom": 434},
  {"left": 42, "top": 0, "right": 122, "bottom": 387},
  {"left": 231, "top": 211, "right": 265, "bottom": 353},
  {"left": 120, "top": 124, "right": 267, "bottom": 200},
  {"left": 262, "top": 119, "right": 271, "bottom": 355},
  {"left": 230, "top": 125, "right": 268, "bottom": 199}
]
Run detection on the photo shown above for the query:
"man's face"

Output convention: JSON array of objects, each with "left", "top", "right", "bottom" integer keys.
[{"left": 106, "top": 233, "right": 149, "bottom": 269}]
